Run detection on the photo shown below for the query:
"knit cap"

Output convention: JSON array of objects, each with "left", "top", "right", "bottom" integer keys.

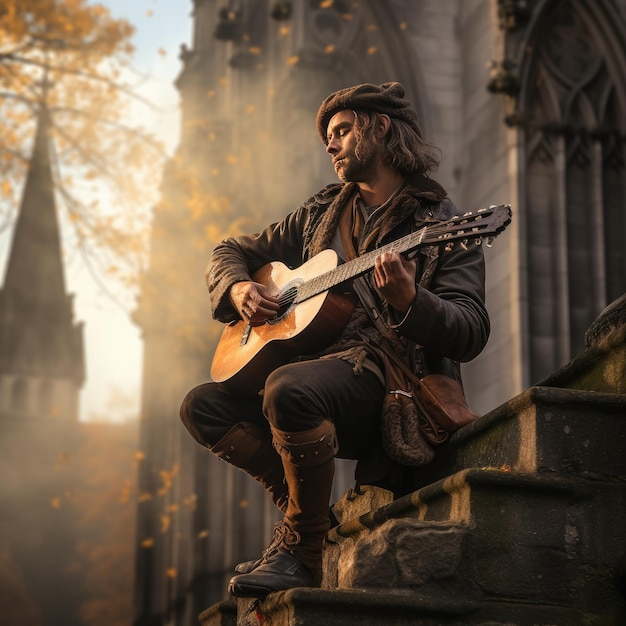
[{"left": 316, "top": 81, "right": 422, "bottom": 144}]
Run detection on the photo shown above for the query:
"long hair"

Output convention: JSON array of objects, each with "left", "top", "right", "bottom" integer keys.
[{"left": 353, "top": 110, "right": 441, "bottom": 176}]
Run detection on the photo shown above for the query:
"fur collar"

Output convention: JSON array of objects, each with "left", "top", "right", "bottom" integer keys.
[{"left": 308, "top": 174, "right": 447, "bottom": 256}]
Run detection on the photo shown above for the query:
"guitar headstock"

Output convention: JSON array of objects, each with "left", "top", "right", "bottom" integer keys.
[{"left": 426, "top": 204, "right": 512, "bottom": 250}]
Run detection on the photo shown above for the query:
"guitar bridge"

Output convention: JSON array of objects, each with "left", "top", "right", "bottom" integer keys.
[{"left": 240, "top": 324, "right": 252, "bottom": 346}]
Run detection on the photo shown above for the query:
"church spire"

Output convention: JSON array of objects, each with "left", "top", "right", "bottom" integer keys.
[
  {"left": 2, "top": 102, "right": 66, "bottom": 312},
  {"left": 0, "top": 100, "right": 84, "bottom": 420}
]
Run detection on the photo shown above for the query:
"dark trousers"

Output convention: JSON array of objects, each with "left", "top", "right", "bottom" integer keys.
[{"left": 180, "top": 358, "right": 385, "bottom": 461}]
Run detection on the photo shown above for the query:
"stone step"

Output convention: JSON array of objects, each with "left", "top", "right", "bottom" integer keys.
[
  {"left": 210, "top": 587, "right": 621, "bottom": 626},
  {"left": 411, "top": 386, "right": 626, "bottom": 490},
  {"left": 324, "top": 467, "right": 626, "bottom": 616},
  {"left": 203, "top": 467, "right": 626, "bottom": 625}
]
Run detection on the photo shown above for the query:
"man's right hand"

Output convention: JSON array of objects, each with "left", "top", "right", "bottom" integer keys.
[{"left": 229, "top": 281, "right": 280, "bottom": 324}]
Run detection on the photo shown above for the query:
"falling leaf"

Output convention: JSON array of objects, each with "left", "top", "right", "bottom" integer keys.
[
  {"left": 166, "top": 568, "right": 177, "bottom": 579},
  {"left": 119, "top": 481, "right": 132, "bottom": 503},
  {"left": 141, "top": 538, "right": 154, "bottom": 548},
  {"left": 198, "top": 530, "right": 209, "bottom": 539},
  {"left": 184, "top": 494, "right": 198, "bottom": 510},
  {"left": 55, "top": 452, "right": 70, "bottom": 469},
  {"left": 325, "top": 44, "right": 335, "bottom": 53},
  {"left": 51, "top": 497, "right": 61, "bottom": 509},
  {"left": 367, "top": 46, "right": 377, "bottom": 55},
  {"left": 287, "top": 55, "right": 300, "bottom": 65}
]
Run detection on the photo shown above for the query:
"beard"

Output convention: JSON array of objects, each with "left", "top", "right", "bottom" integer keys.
[{"left": 335, "top": 140, "right": 378, "bottom": 183}]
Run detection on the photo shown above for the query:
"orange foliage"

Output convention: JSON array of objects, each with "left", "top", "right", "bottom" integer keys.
[{"left": 0, "top": 0, "right": 162, "bottom": 308}]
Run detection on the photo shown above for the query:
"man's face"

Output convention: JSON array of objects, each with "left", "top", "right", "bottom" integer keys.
[{"left": 325, "top": 110, "right": 378, "bottom": 183}]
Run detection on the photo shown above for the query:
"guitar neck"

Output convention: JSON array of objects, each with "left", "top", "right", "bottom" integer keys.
[
  {"left": 292, "top": 203, "right": 511, "bottom": 304},
  {"left": 295, "top": 227, "right": 426, "bottom": 303}
]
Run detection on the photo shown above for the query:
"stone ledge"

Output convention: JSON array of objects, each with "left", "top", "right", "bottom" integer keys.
[
  {"left": 245, "top": 586, "right": 620, "bottom": 625},
  {"left": 540, "top": 313, "right": 626, "bottom": 394},
  {"left": 329, "top": 467, "right": 589, "bottom": 540},
  {"left": 260, "top": 587, "right": 476, "bottom": 625},
  {"left": 411, "top": 386, "right": 626, "bottom": 490}
]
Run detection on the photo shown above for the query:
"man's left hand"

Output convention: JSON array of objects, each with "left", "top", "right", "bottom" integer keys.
[{"left": 373, "top": 250, "right": 417, "bottom": 314}]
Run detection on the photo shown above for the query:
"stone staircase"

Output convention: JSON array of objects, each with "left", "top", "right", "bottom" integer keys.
[{"left": 200, "top": 297, "right": 626, "bottom": 625}]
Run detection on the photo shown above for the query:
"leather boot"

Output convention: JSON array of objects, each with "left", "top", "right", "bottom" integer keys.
[
  {"left": 210, "top": 422, "right": 288, "bottom": 512},
  {"left": 228, "top": 420, "right": 338, "bottom": 598}
]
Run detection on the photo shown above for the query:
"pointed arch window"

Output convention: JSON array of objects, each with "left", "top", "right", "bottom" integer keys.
[{"left": 521, "top": 0, "right": 626, "bottom": 382}]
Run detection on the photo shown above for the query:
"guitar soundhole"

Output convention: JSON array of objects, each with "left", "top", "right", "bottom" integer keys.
[{"left": 268, "top": 280, "right": 302, "bottom": 324}]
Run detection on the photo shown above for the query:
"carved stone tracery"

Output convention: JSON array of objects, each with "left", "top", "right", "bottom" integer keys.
[{"left": 492, "top": 0, "right": 626, "bottom": 383}]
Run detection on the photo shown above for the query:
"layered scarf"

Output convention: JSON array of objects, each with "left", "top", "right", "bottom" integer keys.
[{"left": 307, "top": 173, "right": 447, "bottom": 258}]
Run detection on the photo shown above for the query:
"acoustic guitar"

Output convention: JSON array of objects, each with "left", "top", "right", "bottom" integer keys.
[{"left": 211, "top": 204, "right": 512, "bottom": 393}]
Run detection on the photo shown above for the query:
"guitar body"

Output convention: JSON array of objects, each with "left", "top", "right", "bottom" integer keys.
[{"left": 210, "top": 249, "right": 357, "bottom": 394}]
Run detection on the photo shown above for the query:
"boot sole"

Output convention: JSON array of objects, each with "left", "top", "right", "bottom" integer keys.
[{"left": 228, "top": 580, "right": 274, "bottom": 598}]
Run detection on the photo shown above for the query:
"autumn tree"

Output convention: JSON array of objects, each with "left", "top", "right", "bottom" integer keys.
[{"left": 0, "top": 0, "right": 164, "bottom": 307}]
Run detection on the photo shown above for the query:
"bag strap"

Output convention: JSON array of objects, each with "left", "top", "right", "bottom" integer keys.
[{"left": 338, "top": 200, "right": 439, "bottom": 388}]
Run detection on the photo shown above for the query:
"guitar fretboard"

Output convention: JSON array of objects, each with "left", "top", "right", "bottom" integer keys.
[{"left": 294, "top": 227, "right": 427, "bottom": 304}]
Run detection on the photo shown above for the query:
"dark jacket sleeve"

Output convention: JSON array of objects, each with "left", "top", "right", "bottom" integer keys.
[
  {"left": 387, "top": 196, "right": 490, "bottom": 364},
  {"left": 392, "top": 242, "right": 490, "bottom": 363},
  {"left": 206, "top": 206, "right": 308, "bottom": 323}
]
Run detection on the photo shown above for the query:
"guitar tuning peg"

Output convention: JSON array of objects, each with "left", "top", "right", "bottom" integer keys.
[
  {"left": 463, "top": 211, "right": 473, "bottom": 217},
  {"left": 475, "top": 238, "right": 482, "bottom": 246},
  {"left": 489, "top": 204, "right": 497, "bottom": 208},
  {"left": 460, "top": 239, "right": 468, "bottom": 250},
  {"left": 445, "top": 242, "right": 454, "bottom": 252},
  {"left": 486, "top": 236, "right": 495, "bottom": 248}
]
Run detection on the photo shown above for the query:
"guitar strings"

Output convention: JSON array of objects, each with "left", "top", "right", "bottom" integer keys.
[{"left": 280, "top": 208, "right": 504, "bottom": 306}]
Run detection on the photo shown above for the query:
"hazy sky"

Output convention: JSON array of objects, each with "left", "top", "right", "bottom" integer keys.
[
  {"left": 0, "top": 1, "right": 192, "bottom": 422},
  {"left": 75, "top": 1, "right": 192, "bottom": 421}
]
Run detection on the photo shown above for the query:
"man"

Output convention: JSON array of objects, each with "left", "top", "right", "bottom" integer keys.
[{"left": 180, "top": 82, "right": 490, "bottom": 598}]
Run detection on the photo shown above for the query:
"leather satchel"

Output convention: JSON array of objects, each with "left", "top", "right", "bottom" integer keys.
[
  {"left": 412, "top": 372, "right": 480, "bottom": 433},
  {"left": 376, "top": 340, "right": 480, "bottom": 466}
]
